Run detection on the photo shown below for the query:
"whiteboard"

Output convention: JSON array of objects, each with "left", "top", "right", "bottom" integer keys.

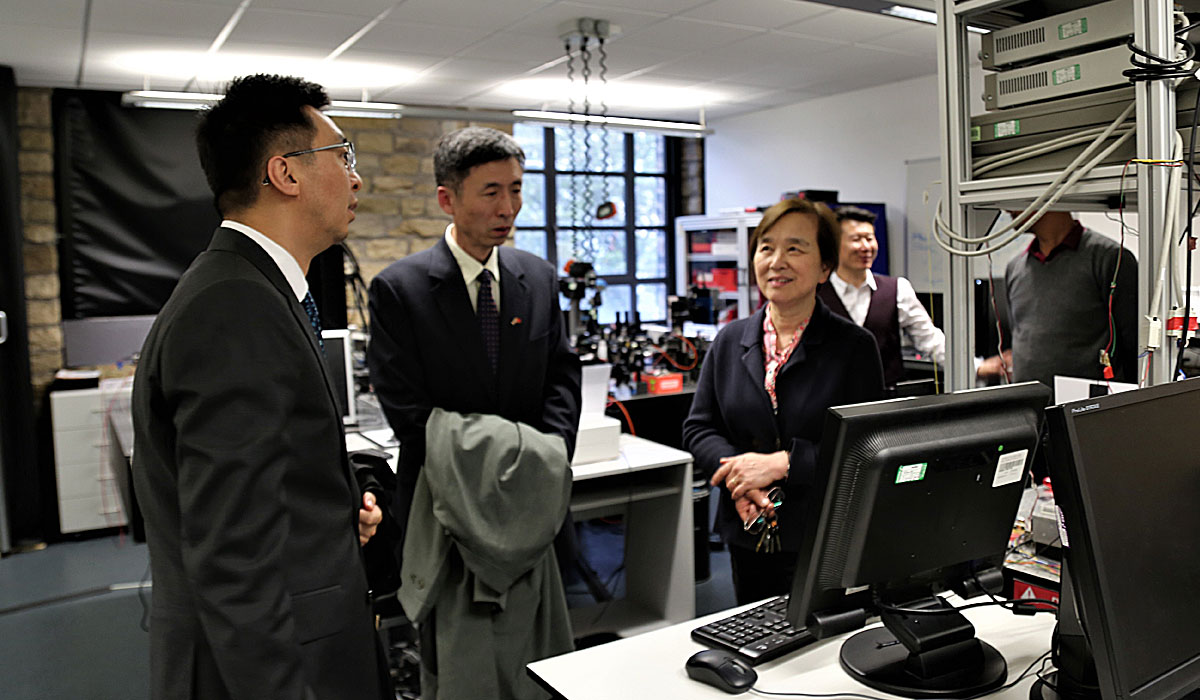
[{"left": 904, "top": 157, "right": 950, "bottom": 293}]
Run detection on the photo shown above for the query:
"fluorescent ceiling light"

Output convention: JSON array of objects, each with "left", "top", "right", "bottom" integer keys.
[
  {"left": 110, "top": 50, "right": 419, "bottom": 90},
  {"left": 121, "top": 90, "right": 404, "bottom": 119},
  {"left": 882, "top": 5, "right": 988, "bottom": 33},
  {"left": 326, "top": 100, "right": 404, "bottom": 119},
  {"left": 497, "top": 78, "right": 722, "bottom": 111},
  {"left": 121, "top": 90, "right": 221, "bottom": 110},
  {"left": 512, "top": 110, "right": 710, "bottom": 137}
]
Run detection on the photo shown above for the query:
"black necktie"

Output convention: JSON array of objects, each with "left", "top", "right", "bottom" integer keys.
[
  {"left": 477, "top": 269, "right": 499, "bottom": 373},
  {"left": 302, "top": 291, "right": 325, "bottom": 354}
]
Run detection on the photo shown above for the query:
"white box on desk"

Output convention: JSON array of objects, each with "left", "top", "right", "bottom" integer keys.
[{"left": 572, "top": 414, "right": 621, "bottom": 466}]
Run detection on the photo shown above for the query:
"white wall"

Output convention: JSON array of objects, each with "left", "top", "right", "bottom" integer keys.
[{"left": 705, "top": 73, "right": 942, "bottom": 272}]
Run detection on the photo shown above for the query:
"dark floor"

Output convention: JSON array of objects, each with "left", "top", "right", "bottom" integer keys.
[{"left": 0, "top": 496, "right": 734, "bottom": 700}]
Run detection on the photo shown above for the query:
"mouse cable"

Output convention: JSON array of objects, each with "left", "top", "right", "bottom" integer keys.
[
  {"left": 749, "top": 650, "right": 1052, "bottom": 700},
  {"left": 875, "top": 596, "right": 1059, "bottom": 616}
]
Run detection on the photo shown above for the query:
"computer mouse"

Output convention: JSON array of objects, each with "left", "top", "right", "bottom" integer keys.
[{"left": 685, "top": 648, "right": 758, "bottom": 694}]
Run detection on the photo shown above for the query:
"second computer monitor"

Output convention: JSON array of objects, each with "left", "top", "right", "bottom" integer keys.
[{"left": 1045, "top": 379, "right": 1200, "bottom": 700}]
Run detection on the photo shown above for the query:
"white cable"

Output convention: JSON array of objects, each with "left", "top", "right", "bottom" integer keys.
[
  {"left": 933, "top": 101, "right": 1137, "bottom": 254},
  {"left": 1150, "top": 132, "right": 1184, "bottom": 315},
  {"left": 932, "top": 127, "right": 1137, "bottom": 257},
  {"left": 974, "top": 127, "right": 1135, "bottom": 176}
]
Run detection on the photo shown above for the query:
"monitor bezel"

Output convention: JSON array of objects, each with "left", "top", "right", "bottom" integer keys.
[{"left": 1045, "top": 378, "right": 1200, "bottom": 700}]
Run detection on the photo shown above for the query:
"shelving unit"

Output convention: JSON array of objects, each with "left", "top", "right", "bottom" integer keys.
[
  {"left": 674, "top": 212, "right": 762, "bottom": 323},
  {"left": 937, "top": 0, "right": 1177, "bottom": 388}
]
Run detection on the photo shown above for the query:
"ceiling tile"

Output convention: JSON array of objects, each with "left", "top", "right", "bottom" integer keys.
[
  {"left": 250, "top": 0, "right": 397, "bottom": 17},
  {"left": 429, "top": 56, "right": 543, "bottom": 82},
  {"left": 780, "top": 6, "right": 914, "bottom": 43},
  {"left": 561, "top": 0, "right": 712, "bottom": 13},
  {"left": 617, "top": 16, "right": 762, "bottom": 50},
  {"left": 679, "top": 0, "right": 833, "bottom": 30},
  {"left": 456, "top": 32, "right": 567, "bottom": 63},
  {"left": 353, "top": 20, "right": 494, "bottom": 55},
  {"left": 0, "top": 25, "right": 86, "bottom": 84},
  {"left": 868, "top": 23, "right": 938, "bottom": 54},
  {"left": 386, "top": 0, "right": 557, "bottom": 31},
  {"left": 222, "top": 8, "right": 372, "bottom": 48},
  {"left": 2, "top": 0, "right": 88, "bottom": 28},
  {"left": 88, "top": 0, "right": 236, "bottom": 39}
]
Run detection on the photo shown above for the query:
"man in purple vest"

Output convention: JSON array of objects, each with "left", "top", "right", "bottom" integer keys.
[{"left": 816, "top": 206, "right": 945, "bottom": 387}]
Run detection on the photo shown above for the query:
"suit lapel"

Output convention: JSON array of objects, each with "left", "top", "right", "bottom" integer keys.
[
  {"left": 496, "top": 249, "right": 531, "bottom": 409},
  {"left": 429, "top": 240, "right": 500, "bottom": 403},
  {"left": 208, "top": 228, "right": 343, "bottom": 428}
]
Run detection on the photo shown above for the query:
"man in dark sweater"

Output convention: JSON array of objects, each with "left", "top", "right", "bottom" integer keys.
[{"left": 977, "top": 211, "right": 1138, "bottom": 388}]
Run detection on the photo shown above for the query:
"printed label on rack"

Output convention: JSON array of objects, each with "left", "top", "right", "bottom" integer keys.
[
  {"left": 895, "top": 462, "right": 928, "bottom": 484},
  {"left": 994, "top": 120, "right": 1020, "bottom": 139},
  {"left": 992, "top": 448, "right": 1028, "bottom": 487},
  {"left": 1058, "top": 18, "right": 1087, "bottom": 40},
  {"left": 1053, "top": 65, "right": 1081, "bottom": 85}
]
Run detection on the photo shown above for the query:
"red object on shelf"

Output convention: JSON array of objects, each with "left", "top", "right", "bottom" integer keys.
[
  {"left": 645, "top": 373, "right": 683, "bottom": 395},
  {"left": 711, "top": 268, "right": 738, "bottom": 292}
]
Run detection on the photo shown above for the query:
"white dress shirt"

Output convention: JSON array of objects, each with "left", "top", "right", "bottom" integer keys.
[
  {"left": 829, "top": 270, "right": 946, "bottom": 363},
  {"left": 221, "top": 219, "right": 308, "bottom": 303},
  {"left": 444, "top": 224, "right": 501, "bottom": 314}
]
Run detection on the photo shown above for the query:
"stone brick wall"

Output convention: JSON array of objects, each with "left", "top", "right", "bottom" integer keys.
[
  {"left": 17, "top": 88, "right": 60, "bottom": 404},
  {"left": 331, "top": 116, "right": 513, "bottom": 326}
]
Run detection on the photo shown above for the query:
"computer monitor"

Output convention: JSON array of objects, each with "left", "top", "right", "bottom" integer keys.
[
  {"left": 322, "top": 329, "right": 357, "bottom": 426},
  {"left": 1042, "top": 379, "right": 1200, "bottom": 700},
  {"left": 786, "top": 381, "right": 1051, "bottom": 698}
]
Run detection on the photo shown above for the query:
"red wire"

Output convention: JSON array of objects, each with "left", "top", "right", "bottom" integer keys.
[
  {"left": 652, "top": 333, "right": 699, "bottom": 371},
  {"left": 607, "top": 396, "right": 636, "bottom": 436}
]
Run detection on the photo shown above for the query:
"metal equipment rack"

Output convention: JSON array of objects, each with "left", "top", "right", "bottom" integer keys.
[{"left": 937, "top": 0, "right": 1178, "bottom": 387}]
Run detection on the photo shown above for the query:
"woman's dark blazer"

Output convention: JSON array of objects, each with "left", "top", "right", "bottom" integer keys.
[{"left": 682, "top": 298, "right": 885, "bottom": 552}]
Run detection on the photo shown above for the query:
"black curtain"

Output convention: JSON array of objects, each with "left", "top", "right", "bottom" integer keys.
[
  {"left": 0, "top": 66, "right": 41, "bottom": 546},
  {"left": 53, "top": 90, "right": 219, "bottom": 319},
  {"left": 52, "top": 89, "right": 346, "bottom": 329}
]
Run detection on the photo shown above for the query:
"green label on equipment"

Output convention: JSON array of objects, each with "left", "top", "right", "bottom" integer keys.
[
  {"left": 971, "top": 125, "right": 981, "bottom": 142},
  {"left": 896, "top": 463, "right": 928, "bottom": 484},
  {"left": 994, "top": 120, "right": 1020, "bottom": 138},
  {"left": 1059, "top": 17, "right": 1087, "bottom": 40},
  {"left": 1053, "top": 65, "right": 1081, "bottom": 84}
]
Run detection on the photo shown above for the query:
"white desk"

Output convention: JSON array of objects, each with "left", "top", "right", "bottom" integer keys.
[
  {"left": 567, "top": 434, "right": 695, "bottom": 639},
  {"left": 529, "top": 599, "right": 1055, "bottom": 699}
]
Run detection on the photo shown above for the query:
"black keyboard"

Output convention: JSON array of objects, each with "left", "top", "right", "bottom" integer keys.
[{"left": 690, "top": 595, "right": 815, "bottom": 665}]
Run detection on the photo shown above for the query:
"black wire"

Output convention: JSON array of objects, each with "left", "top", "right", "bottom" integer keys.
[
  {"left": 1122, "top": 36, "right": 1196, "bottom": 81},
  {"left": 875, "top": 597, "right": 1059, "bottom": 616}
]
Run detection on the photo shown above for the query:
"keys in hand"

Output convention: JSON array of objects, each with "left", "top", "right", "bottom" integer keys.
[{"left": 744, "top": 487, "right": 784, "bottom": 553}]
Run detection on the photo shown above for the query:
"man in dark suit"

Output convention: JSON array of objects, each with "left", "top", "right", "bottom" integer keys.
[
  {"left": 368, "top": 126, "right": 582, "bottom": 539},
  {"left": 367, "top": 126, "right": 582, "bottom": 690},
  {"left": 131, "top": 74, "right": 387, "bottom": 700}
]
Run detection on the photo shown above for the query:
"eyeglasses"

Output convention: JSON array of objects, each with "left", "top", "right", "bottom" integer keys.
[{"left": 262, "top": 139, "right": 357, "bottom": 185}]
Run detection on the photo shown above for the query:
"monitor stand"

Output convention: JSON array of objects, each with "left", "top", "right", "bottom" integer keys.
[
  {"left": 839, "top": 597, "right": 1007, "bottom": 698},
  {"left": 1031, "top": 569, "right": 1099, "bottom": 700}
]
